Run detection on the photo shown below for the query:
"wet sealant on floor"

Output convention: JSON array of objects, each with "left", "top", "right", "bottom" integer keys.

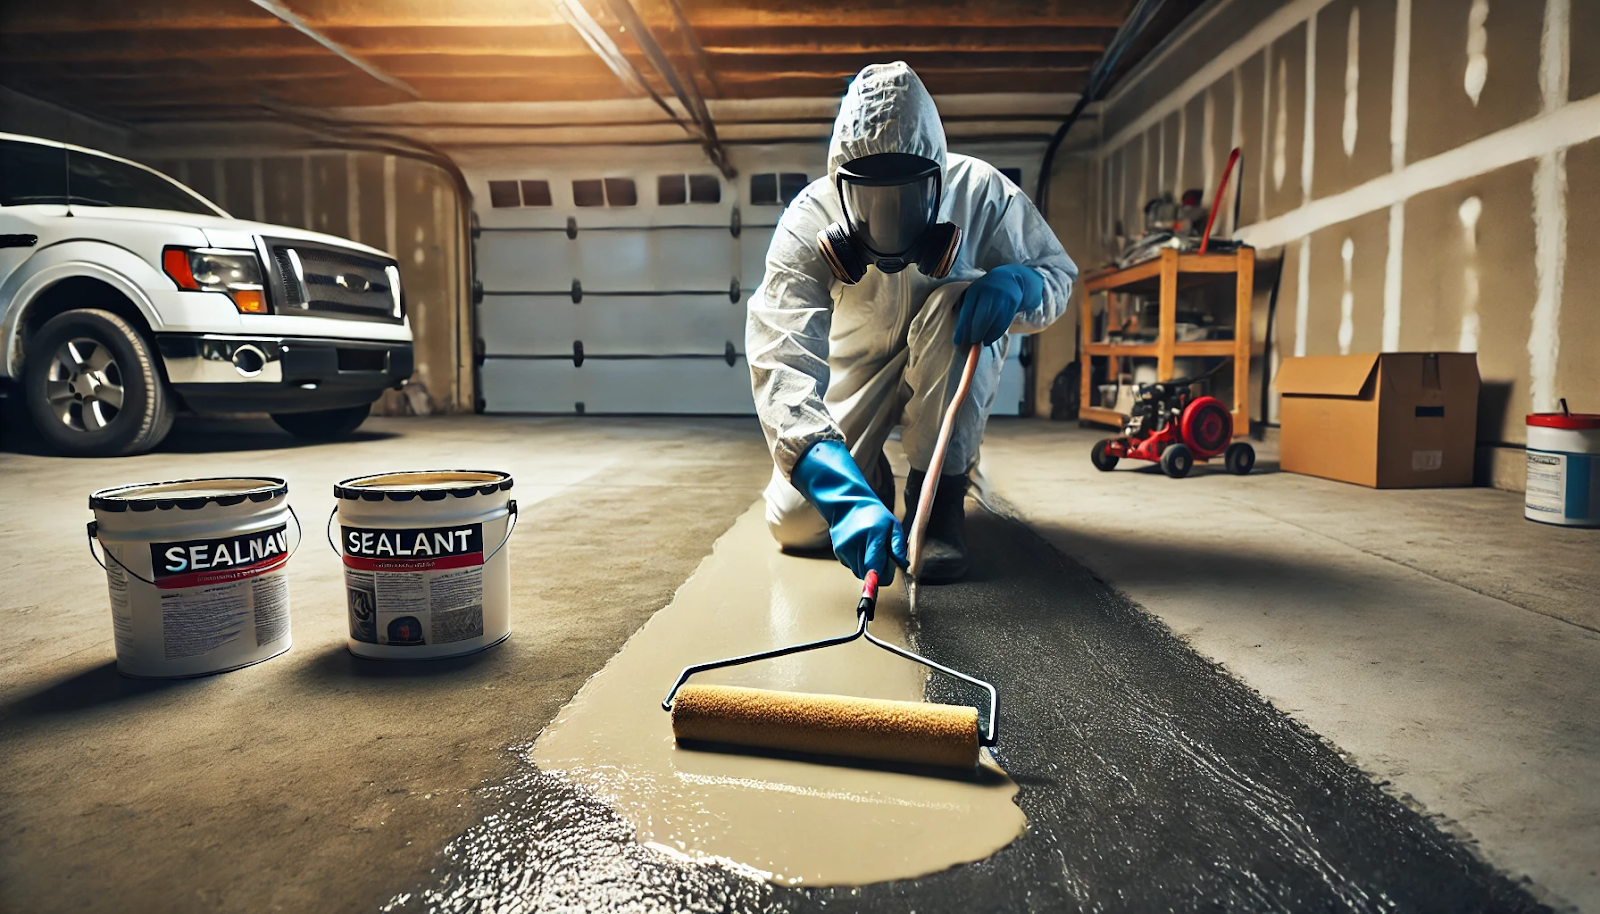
[{"left": 389, "top": 503, "right": 1551, "bottom": 913}]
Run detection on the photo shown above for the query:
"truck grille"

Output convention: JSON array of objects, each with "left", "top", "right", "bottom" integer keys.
[{"left": 267, "top": 240, "right": 401, "bottom": 323}]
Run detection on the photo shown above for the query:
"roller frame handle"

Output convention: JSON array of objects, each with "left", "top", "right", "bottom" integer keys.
[{"left": 908, "top": 344, "right": 982, "bottom": 578}]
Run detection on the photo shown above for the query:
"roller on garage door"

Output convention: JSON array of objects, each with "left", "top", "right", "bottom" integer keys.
[{"left": 471, "top": 162, "right": 751, "bottom": 415}]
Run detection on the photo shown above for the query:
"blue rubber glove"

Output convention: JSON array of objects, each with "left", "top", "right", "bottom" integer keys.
[
  {"left": 790, "top": 440, "right": 907, "bottom": 584},
  {"left": 955, "top": 264, "right": 1044, "bottom": 345}
]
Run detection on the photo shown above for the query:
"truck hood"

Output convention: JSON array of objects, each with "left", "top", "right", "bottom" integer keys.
[{"left": 43, "top": 206, "right": 394, "bottom": 260}]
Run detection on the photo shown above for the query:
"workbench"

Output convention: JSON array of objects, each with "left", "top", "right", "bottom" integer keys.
[{"left": 1078, "top": 246, "right": 1254, "bottom": 432}]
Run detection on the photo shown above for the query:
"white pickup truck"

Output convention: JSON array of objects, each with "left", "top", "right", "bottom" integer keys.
[{"left": 0, "top": 132, "right": 414, "bottom": 456}]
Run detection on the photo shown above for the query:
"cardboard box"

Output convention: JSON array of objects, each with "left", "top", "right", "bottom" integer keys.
[{"left": 1276, "top": 352, "right": 1479, "bottom": 487}]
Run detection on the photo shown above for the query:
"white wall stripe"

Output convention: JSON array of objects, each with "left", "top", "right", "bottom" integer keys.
[
  {"left": 1102, "top": 0, "right": 1339, "bottom": 155},
  {"left": 1230, "top": 66, "right": 1244, "bottom": 236},
  {"left": 1383, "top": 0, "right": 1411, "bottom": 351},
  {"left": 1529, "top": 0, "right": 1570, "bottom": 412},
  {"left": 346, "top": 153, "right": 361, "bottom": 244},
  {"left": 1203, "top": 88, "right": 1216, "bottom": 202},
  {"left": 1301, "top": 10, "right": 1317, "bottom": 204},
  {"left": 1294, "top": 235, "right": 1311, "bottom": 357},
  {"left": 384, "top": 154, "right": 398, "bottom": 257},
  {"left": 1236, "top": 92, "right": 1600, "bottom": 251}
]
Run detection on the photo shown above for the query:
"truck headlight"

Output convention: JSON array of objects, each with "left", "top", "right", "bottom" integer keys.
[{"left": 163, "top": 246, "right": 268, "bottom": 314}]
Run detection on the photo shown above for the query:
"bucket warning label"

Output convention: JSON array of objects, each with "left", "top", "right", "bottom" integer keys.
[
  {"left": 1526, "top": 451, "right": 1566, "bottom": 515},
  {"left": 146, "top": 524, "right": 292, "bottom": 660},
  {"left": 342, "top": 524, "right": 485, "bottom": 646}
]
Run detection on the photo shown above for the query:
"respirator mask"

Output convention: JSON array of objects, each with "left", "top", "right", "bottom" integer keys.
[{"left": 817, "top": 153, "right": 961, "bottom": 284}]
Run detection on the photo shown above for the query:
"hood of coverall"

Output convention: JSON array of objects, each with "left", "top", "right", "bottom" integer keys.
[{"left": 826, "top": 62, "right": 948, "bottom": 187}]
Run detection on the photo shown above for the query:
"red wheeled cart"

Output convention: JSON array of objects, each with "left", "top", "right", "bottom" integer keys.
[{"left": 1091, "top": 376, "right": 1255, "bottom": 479}]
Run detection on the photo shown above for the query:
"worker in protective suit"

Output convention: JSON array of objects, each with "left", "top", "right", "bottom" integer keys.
[{"left": 748, "top": 62, "right": 1077, "bottom": 585}]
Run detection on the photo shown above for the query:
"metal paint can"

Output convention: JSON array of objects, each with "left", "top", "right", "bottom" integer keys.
[
  {"left": 1525, "top": 409, "right": 1600, "bottom": 526},
  {"left": 332, "top": 470, "right": 516, "bottom": 659},
  {"left": 88, "top": 477, "right": 296, "bottom": 678}
]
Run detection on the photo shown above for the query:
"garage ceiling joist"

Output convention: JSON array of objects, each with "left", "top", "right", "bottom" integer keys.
[{"left": 0, "top": 0, "right": 1204, "bottom": 146}]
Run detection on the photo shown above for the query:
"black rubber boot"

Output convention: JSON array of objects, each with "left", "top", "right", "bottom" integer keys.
[{"left": 904, "top": 469, "right": 969, "bottom": 583}]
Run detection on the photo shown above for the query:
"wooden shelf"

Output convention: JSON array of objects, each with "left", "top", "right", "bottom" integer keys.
[{"left": 1079, "top": 246, "right": 1254, "bottom": 434}]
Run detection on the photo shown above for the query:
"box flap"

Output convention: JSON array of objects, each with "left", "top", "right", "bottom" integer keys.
[{"left": 1276, "top": 354, "right": 1380, "bottom": 397}]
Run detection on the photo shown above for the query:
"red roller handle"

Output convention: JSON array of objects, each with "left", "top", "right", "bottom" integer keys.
[{"left": 1200, "top": 147, "right": 1241, "bottom": 254}]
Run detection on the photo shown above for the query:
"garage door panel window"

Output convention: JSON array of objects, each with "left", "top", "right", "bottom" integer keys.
[
  {"left": 750, "top": 172, "right": 808, "bottom": 206},
  {"left": 573, "top": 177, "right": 638, "bottom": 207},
  {"left": 520, "top": 180, "right": 552, "bottom": 206},
  {"left": 658, "top": 174, "right": 721, "bottom": 206},
  {"left": 488, "top": 180, "right": 521, "bottom": 208}
]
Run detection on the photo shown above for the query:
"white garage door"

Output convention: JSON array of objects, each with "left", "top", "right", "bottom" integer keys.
[{"left": 468, "top": 144, "right": 1036, "bottom": 416}]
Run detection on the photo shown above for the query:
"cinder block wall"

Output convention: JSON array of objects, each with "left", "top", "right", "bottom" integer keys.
[{"left": 1081, "top": 0, "right": 1596, "bottom": 489}]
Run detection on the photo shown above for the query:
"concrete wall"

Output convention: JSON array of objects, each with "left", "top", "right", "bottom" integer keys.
[{"left": 1084, "top": 0, "right": 1595, "bottom": 487}]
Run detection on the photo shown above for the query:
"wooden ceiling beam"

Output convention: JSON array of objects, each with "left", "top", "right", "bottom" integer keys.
[{"left": 707, "top": 50, "right": 1104, "bottom": 73}]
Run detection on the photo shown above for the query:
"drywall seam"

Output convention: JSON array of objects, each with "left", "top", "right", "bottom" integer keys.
[
  {"left": 1102, "top": 0, "right": 1339, "bottom": 154},
  {"left": 1261, "top": 41, "right": 1273, "bottom": 221},
  {"left": 251, "top": 158, "right": 265, "bottom": 222},
  {"left": 1343, "top": 7, "right": 1360, "bottom": 158},
  {"left": 1465, "top": 0, "right": 1489, "bottom": 106},
  {"left": 1235, "top": 92, "right": 1600, "bottom": 251},
  {"left": 1294, "top": 235, "right": 1311, "bottom": 357},
  {"left": 1230, "top": 66, "right": 1244, "bottom": 236},
  {"left": 1302, "top": 10, "right": 1317, "bottom": 205},
  {"left": 1382, "top": 203, "right": 1404, "bottom": 351},
  {"left": 1203, "top": 88, "right": 1217, "bottom": 202},
  {"left": 346, "top": 153, "right": 361, "bottom": 245},
  {"left": 301, "top": 154, "right": 313, "bottom": 229},
  {"left": 1274, "top": 58, "right": 1289, "bottom": 191},
  {"left": 1458, "top": 197, "right": 1482, "bottom": 353},
  {"left": 1529, "top": 0, "right": 1570, "bottom": 412},
  {"left": 1339, "top": 236, "right": 1355, "bottom": 354},
  {"left": 384, "top": 154, "right": 398, "bottom": 257},
  {"left": 1383, "top": 0, "right": 1410, "bottom": 352},
  {"left": 1175, "top": 105, "right": 1187, "bottom": 197}
]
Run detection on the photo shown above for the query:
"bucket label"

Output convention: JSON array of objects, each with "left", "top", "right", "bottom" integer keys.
[
  {"left": 341, "top": 524, "right": 485, "bottom": 646},
  {"left": 145, "top": 524, "right": 292, "bottom": 660},
  {"left": 1526, "top": 451, "right": 1566, "bottom": 516}
]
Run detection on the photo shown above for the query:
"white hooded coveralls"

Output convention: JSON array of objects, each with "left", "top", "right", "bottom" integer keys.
[{"left": 747, "top": 62, "right": 1078, "bottom": 549}]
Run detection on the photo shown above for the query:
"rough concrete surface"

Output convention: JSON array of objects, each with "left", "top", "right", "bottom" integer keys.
[
  {"left": 1, "top": 414, "right": 1588, "bottom": 912},
  {"left": 0, "top": 415, "right": 771, "bottom": 913},
  {"left": 978, "top": 420, "right": 1600, "bottom": 911}
]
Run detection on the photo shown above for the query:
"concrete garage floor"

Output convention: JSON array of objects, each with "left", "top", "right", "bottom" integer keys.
[{"left": 1, "top": 415, "right": 1594, "bottom": 911}]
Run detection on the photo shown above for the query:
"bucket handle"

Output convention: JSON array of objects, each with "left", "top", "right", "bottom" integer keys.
[
  {"left": 325, "top": 500, "right": 519, "bottom": 562},
  {"left": 87, "top": 505, "right": 304, "bottom": 587}
]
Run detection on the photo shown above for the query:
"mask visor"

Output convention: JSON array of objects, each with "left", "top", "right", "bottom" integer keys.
[{"left": 838, "top": 154, "right": 941, "bottom": 257}]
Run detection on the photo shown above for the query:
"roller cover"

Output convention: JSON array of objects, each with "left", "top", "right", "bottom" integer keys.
[{"left": 671, "top": 684, "right": 980, "bottom": 769}]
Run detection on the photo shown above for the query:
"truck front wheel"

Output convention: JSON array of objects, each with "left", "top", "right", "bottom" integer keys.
[
  {"left": 23, "top": 308, "right": 175, "bottom": 457},
  {"left": 272, "top": 404, "right": 371, "bottom": 441}
]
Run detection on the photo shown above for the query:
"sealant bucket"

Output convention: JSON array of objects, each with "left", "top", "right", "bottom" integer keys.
[
  {"left": 332, "top": 470, "right": 516, "bottom": 659},
  {"left": 88, "top": 477, "right": 297, "bottom": 679},
  {"left": 1526, "top": 406, "right": 1600, "bottom": 526}
]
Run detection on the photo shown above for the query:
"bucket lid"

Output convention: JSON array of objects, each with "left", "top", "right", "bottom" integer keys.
[
  {"left": 334, "top": 470, "right": 513, "bottom": 502},
  {"left": 90, "top": 477, "right": 288, "bottom": 512},
  {"left": 1527, "top": 412, "right": 1600, "bottom": 430}
]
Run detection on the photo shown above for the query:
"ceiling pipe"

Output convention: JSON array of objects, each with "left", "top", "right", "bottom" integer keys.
[
  {"left": 246, "top": 0, "right": 420, "bottom": 99},
  {"left": 1034, "top": 0, "right": 1167, "bottom": 220},
  {"left": 599, "top": 0, "right": 735, "bottom": 179}
]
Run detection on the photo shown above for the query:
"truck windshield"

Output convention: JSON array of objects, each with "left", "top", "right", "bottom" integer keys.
[{"left": 0, "top": 139, "right": 222, "bottom": 216}]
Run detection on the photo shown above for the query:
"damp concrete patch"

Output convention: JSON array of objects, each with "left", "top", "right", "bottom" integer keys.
[{"left": 529, "top": 503, "right": 1025, "bottom": 887}]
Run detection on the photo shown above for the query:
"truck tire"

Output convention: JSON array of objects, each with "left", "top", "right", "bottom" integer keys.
[
  {"left": 23, "top": 308, "right": 175, "bottom": 457},
  {"left": 272, "top": 404, "right": 371, "bottom": 441}
]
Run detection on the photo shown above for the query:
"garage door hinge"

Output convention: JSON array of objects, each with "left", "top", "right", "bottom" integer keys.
[
  {"left": 566, "top": 217, "right": 578, "bottom": 240},
  {"left": 724, "top": 341, "right": 737, "bottom": 367},
  {"left": 474, "top": 338, "right": 486, "bottom": 366},
  {"left": 571, "top": 279, "right": 583, "bottom": 304},
  {"left": 573, "top": 340, "right": 585, "bottom": 367},
  {"left": 728, "top": 277, "right": 741, "bottom": 304},
  {"left": 730, "top": 206, "right": 742, "bottom": 238}
]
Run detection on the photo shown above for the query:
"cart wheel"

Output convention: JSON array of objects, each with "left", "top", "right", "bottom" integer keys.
[
  {"left": 1091, "top": 439, "right": 1120, "bottom": 472},
  {"left": 1160, "top": 443, "right": 1193, "bottom": 478},
  {"left": 1224, "top": 441, "right": 1256, "bottom": 475}
]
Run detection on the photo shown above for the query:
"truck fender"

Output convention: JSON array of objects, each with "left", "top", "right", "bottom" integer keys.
[{"left": 1, "top": 241, "right": 167, "bottom": 378}]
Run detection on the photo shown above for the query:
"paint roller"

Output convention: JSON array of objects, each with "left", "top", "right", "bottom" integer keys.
[{"left": 662, "top": 345, "right": 998, "bottom": 769}]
